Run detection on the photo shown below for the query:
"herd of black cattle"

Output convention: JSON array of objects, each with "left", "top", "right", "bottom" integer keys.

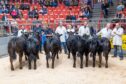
[{"left": 8, "top": 32, "right": 111, "bottom": 71}]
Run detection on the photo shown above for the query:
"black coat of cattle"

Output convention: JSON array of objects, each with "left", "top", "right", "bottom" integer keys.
[
  {"left": 66, "top": 34, "right": 111, "bottom": 68},
  {"left": 8, "top": 33, "right": 28, "bottom": 71},
  {"left": 44, "top": 33, "right": 61, "bottom": 68},
  {"left": 25, "top": 37, "right": 39, "bottom": 69},
  {"left": 66, "top": 34, "right": 86, "bottom": 68}
]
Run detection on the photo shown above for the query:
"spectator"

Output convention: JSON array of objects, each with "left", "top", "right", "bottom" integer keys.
[
  {"left": 63, "top": 0, "right": 71, "bottom": 6},
  {"left": 111, "top": 23, "right": 124, "bottom": 60},
  {"left": 11, "top": 9, "right": 18, "bottom": 19},
  {"left": 20, "top": 2, "right": 30, "bottom": 10},
  {"left": 50, "top": 0, "right": 58, "bottom": 7},
  {"left": 55, "top": 21, "right": 67, "bottom": 54},
  {"left": 39, "top": 5, "right": 47, "bottom": 15},
  {"left": 28, "top": 8, "right": 34, "bottom": 18},
  {"left": 2, "top": 6, "right": 9, "bottom": 13},
  {"left": 1, "top": 13, "right": 9, "bottom": 34},
  {"left": 101, "top": 1, "right": 109, "bottom": 18},
  {"left": 33, "top": 6, "right": 39, "bottom": 19},
  {"left": 45, "top": 0, "right": 50, "bottom": 6},
  {"left": 108, "top": 0, "right": 113, "bottom": 6},
  {"left": 66, "top": 10, "right": 76, "bottom": 22},
  {"left": 71, "top": 0, "right": 79, "bottom": 6},
  {"left": 83, "top": 7, "right": 90, "bottom": 18},
  {"left": 17, "top": 9, "right": 23, "bottom": 19},
  {"left": 116, "top": 2, "right": 124, "bottom": 12},
  {"left": 0, "top": 6, "right": 2, "bottom": 14}
]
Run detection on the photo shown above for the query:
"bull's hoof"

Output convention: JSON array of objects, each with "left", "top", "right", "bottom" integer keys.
[
  {"left": 99, "top": 65, "right": 102, "bottom": 68},
  {"left": 80, "top": 66, "right": 83, "bottom": 69},
  {"left": 105, "top": 65, "right": 108, "bottom": 68},
  {"left": 47, "top": 65, "right": 49, "bottom": 68},
  {"left": 93, "top": 66, "right": 95, "bottom": 68},
  {"left": 85, "top": 65, "right": 88, "bottom": 67},
  {"left": 73, "top": 65, "right": 76, "bottom": 68},
  {"left": 29, "top": 67, "right": 31, "bottom": 70},
  {"left": 11, "top": 68, "right": 14, "bottom": 71},
  {"left": 34, "top": 67, "right": 37, "bottom": 70},
  {"left": 20, "top": 67, "right": 23, "bottom": 69},
  {"left": 52, "top": 66, "right": 54, "bottom": 69}
]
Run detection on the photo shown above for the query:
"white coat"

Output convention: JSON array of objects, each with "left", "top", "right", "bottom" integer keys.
[
  {"left": 97, "top": 28, "right": 112, "bottom": 40},
  {"left": 111, "top": 27, "right": 124, "bottom": 46},
  {"left": 55, "top": 26, "right": 67, "bottom": 42},
  {"left": 78, "top": 26, "right": 90, "bottom": 36}
]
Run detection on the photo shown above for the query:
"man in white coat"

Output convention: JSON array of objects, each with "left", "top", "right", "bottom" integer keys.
[
  {"left": 111, "top": 23, "right": 124, "bottom": 60},
  {"left": 112, "top": 23, "right": 124, "bottom": 60},
  {"left": 17, "top": 26, "right": 27, "bottom": 37},
  {"left": 97, "top": 23, "right": 112, "bottom": 40},
  {"left": 78, "top": 21, "right": 90, "bottom": 37},
  {"left": 55, "top": 21, "right": 67, "bottom": 54}
]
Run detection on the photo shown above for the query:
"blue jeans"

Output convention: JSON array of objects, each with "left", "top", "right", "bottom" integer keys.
[
  {"left": 114, "top": 45, "right": 123, "bottom": 58},
  {"left": 61, "top": 42, "right": 67, "bottom": 54}
]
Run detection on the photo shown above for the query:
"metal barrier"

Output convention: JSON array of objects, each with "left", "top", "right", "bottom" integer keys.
[{"left": 0, "top": 18, "right": 125, "bottom": 57}]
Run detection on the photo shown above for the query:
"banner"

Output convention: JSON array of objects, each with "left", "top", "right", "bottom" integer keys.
[{"left": 111, "top": 35, "right": 126, "bottom": 50}]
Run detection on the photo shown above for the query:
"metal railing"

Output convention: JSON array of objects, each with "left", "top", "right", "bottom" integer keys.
[{"left": 0, "top": 18, "right": 125, "bottom": 57}]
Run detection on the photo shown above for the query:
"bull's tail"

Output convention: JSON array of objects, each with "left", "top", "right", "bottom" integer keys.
[{"left": 8, "top": 38, "right": 17, "bottom": 60}]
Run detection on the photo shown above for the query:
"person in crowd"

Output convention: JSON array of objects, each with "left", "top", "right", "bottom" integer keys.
[
  {"left": 111, "top": 23, "right": 124, "bottom": 60},
  {"left": 83, "top": 7, "right": 90, "bottom": 18},
  {"left": 0, "top": 5, "right": 3, "bottom": 14},
  {"left": 2, "top": 5, "right": 9, "bottom": 14},
  {"left": 55, "top": 21, "right": 67, "bottom": 54},
  {"left": 116, "top": 2, "right": 124, "bottom": 12},
  {"left": 50, "top": 0, "right": 58, "bottom": 7},
  {"left": 101, "top": 1, "right": 109, "bottom": 18},
  {"left": 41, "top": 23, "right": 54, "bottom": 52},
  {"left": 66, "top": 9, "right": 76, "bottom": 22},
  {"left": 66, "top": 24, "right": 75, "bottom": 38},
  {"left": 78, "top": 21, "right": 90, "bottom": 37},
  {"left": 33, "top": 6, "right": 39, "bottom": 19},
  {"left": 28, "top": 8, "right": 34, "bottom": 18},
  {"left": 11, "top": 9, "right": 18, "bottom": 19},
  {"left": 97, "top": 23, "right": 112, "bottom": 40},
  {"left": 17, "top": 26, "right": 27, "bottom": 37},
  {"left": 108, "top": 0, "right": 113, "bottom": 6},
  {"left": 39, "top": 5, "right": 47, "bottom": 15},
  {"left": 63, "top": 0, "right": 71, "bottom": 6}
]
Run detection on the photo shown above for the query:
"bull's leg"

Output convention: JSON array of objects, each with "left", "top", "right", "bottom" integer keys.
[
  {"left": 34, "top": 59, "right": 37, "bottom": 70},
  {"left": 10, "top": 57, "right": 14, "bottom": 71},
  {"left": 68, "top": 50, "right": 70, "bottom": 59},
  {"left": 46, "top": 56, "right": 49, "bottom": 68},
  {"left": 85, "top": 53, "right": 89, "bottom": 67},
  {"left": 19, "top": 53, "right": 23, "bottom": 69},
  {"left": 98, "top": 52, "right": 102, "bottom": 68},
  {"left": 105, "top": 53, "right": 108, "bottom": 68},
  {"left": 28, "top": 59, "right": 31, "bottom": 69},
  {"left": 80, "top": 55, "right": 83, "bottom": 68},
  {"left": 57, "top": 52, "right": 59, "bottom": 59},
  {"left": 25, "top": 55, "right": 27, "bottom": 61},
  {"left": 93, "top": 55, "right": 96, "bottom": 67},
  {"left": 72, "top": 52, "right": 76, "bottom": 68},
  {"left": 52, "top": 53, "right": 56, "bottom": 69}
]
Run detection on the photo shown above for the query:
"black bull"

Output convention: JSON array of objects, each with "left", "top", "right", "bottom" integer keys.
[
  {"left": 43, "top": 34, "right": 62, "bottom": 69},
  {"left": 66, "top": 35, "right": 111, "bottom": 68},
  {"left": 8, "top": 33, "right": 40, "bottom": 71}
]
